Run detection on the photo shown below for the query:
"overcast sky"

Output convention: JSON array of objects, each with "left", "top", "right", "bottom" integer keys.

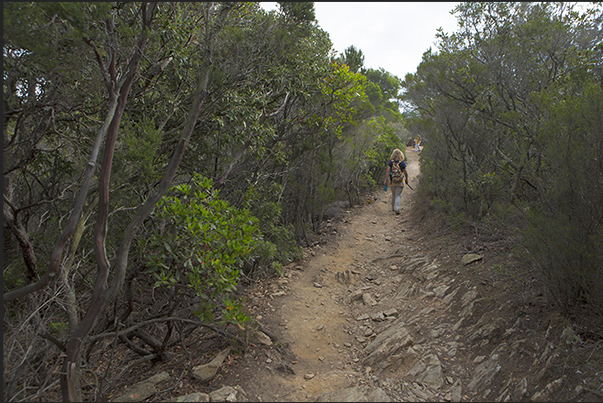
[{"left": 260, "top": 2, "right": 461, "bottom": 81}]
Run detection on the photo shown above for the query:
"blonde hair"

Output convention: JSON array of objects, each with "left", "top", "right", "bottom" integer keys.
[{"left": 390, "top": 148, "right": 404, "bottom": 161}]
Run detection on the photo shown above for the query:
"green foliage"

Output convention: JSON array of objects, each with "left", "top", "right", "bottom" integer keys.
[
  {"left": 362, "top": 68, "right": 404, "bottom": 122},
  {"left": 319, "top": 61, "right": 371, "bottom": 136},
  {"left": 49, "top": 321, "right": 69, "bottom": 337},
  {"left": 242, "top": 182, "right": 304, "bottom": 274},
  {"left": 404, "top": 1, "right": 603, "bottom": 329},
  {"left": 524, "top": 210, "right": 603, "bottom": 316},
  {"left": 523, "top": 81, "right": 603, "bottom": 322},
  {"left": 3, "top": 263, "right": 28, "bottom": 290},
  {"left": 146, "top": 174, "right": 261, "bottom": 324},
  {"left": 363, "top": 117, "right": 406, "bottom": 175},
  {"left": 339, "top": 45, "right": 365, "bottom": 73},
  {"left": 120, "top": 115, "right": 163, "bottom": 182},
  {"left": 364, "top": 68, "right": 402, "bottom": 103},
  {"left": 278, "top": 2, "right": 316, "bottom": 24}
]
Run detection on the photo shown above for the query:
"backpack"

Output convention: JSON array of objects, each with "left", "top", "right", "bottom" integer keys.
[{"left": 390, "top": 160, "right": 404, "bottom": 184}]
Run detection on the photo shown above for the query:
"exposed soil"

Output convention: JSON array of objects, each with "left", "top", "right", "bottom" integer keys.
[
  {"left": 106, "top": 149, "right": 603, "bottom": 402},
  {"left": 218, "top": 149, "right": 431, "bottom": 401}
]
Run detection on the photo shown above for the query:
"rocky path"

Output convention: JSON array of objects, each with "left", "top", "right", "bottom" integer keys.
[
  {"left": 115, "top": 149, "right": 602, "bottom": 402},
  {"left": 267, "top": 174, "right": 420, "bottom": 400},
  {"left": 233, "top": 149, "right": 424, "bottom": 401},
  {"left": 220, "top": 149, "right": 600, "bottom": 402}
]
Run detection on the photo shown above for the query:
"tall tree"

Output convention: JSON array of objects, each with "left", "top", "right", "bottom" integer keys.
[
  {"left": 340, "top": 45, "right": 365, "bottom": 73},
  {"left": 3, "top": 2, "right": 243, "bottom": 400}
]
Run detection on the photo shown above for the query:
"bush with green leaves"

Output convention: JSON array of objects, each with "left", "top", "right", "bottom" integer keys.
[
  {"left": 241, "top": 182, "right": 304, "bottom": 276},
  {"left": 146, "top": 174, "right": 264, "bottom": 325},
  {"left": 523, "top": 82, "right": 603, "bottom": 326}
]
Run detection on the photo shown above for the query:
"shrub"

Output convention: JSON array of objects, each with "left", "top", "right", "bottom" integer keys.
[
  {"left": 242, "top": 182, "right": 304, "bottom": 276},
  {"left": 146, "top": 174, "right": 262, "bottom": 325}
]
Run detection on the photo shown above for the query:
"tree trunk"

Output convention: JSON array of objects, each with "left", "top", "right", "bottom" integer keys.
[{"left": 61, "top": 4, "right": 156, "bottom": 400}]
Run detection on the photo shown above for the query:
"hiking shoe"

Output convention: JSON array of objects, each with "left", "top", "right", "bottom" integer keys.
[{"left": 395, "top": 209, "right": 400, "bottom": 215}]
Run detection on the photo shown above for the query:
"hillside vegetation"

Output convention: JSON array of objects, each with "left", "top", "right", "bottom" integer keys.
[
  {"left": 403, "top": 2, "right": 603, "bottom": 335},
  {"left": 3, "top": 2, "right": 602, "bottom": 401}
]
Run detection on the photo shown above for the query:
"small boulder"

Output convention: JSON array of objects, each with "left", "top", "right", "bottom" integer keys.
[
  {"left": 461, "top": 253, "right": 483, "bottom": 266},
  {"left": 114, "top": 371, "right": 170, "bottom": 402},
  {"left": 209, "top": 385, "right": 245, "bottom": 402},
  {"left": 191, "top": 348, "right": 231, "bottom": 382}
]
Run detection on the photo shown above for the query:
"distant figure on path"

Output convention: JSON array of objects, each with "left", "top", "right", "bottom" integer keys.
[
  {"left": 384, "top": 148, "right": 409, "bottom": 215},
  {"left": 414, "top": 135, "right": 422, "bottom": 152}
]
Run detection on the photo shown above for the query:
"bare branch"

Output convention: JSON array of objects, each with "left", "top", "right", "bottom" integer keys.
[{"left": 88, "top": 316, "right": 245, "bottom": 345}]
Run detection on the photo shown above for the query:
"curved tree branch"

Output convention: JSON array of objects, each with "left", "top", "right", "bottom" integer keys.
[{"left": 3, "top": 92, "right": 119, "bottom": 303}]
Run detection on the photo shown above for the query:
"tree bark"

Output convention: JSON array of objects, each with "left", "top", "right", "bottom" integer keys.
[
  {"left": 61, "top": 4, "right": 156, "bottom": 401},
  {"left": 2, "top": 93, "right": 119, "bottom": 303}
]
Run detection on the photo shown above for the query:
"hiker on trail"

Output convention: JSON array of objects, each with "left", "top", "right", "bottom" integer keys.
[
  {"left": 414, "top": 135, "right": 421, "bottom": 152},
  {"left": 384, "top": 148, "right": 409, "bottom": 215}
]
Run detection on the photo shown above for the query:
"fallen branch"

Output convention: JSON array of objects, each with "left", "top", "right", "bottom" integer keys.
[{"left": 88, "top": 316, "right": 245, "bottom": 345}]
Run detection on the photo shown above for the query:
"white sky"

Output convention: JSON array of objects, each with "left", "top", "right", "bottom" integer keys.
[{"left": 260, "top": 2, "right": 460, "bottom": 80}]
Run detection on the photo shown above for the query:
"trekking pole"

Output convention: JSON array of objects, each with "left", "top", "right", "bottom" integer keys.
[{"left": 406, "top": 183, "right": 414, "bottom": 190}]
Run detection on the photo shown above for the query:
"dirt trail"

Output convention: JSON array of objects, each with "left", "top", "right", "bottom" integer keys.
[
  {"left": 108, "top": 144, "right": 603, "bottom": 402},
  {"left": 192, "top": 145, "right": 602, "bottom": 403},
  {"left": 227, "top": 150, "right": 423, "bottom": 401},
  {"left": 110, "top": 146, "right": 602, "bottom": 402}
]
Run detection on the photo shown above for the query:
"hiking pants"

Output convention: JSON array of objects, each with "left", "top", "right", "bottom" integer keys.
[{"left": 391, "top": 184, "right": 404, "bottom": 212}]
